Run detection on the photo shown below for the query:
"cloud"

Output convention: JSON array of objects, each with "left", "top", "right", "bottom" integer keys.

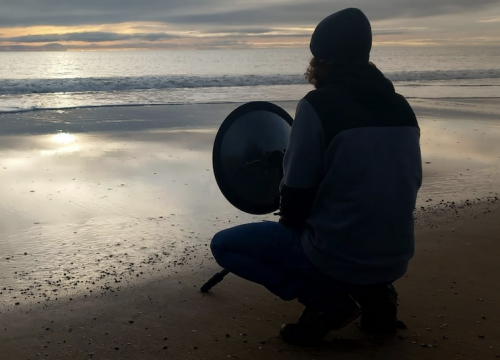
[
  {"left": 0, "top": 43, "right": 67, "bottom": 51},
  {"left": 160, "top": 0, "right": 500, "bottom": 31},
  {"left": 203, "top": 27, "right": 311, "bottom": 36},
  {"left": 373, "top": 30, "right": 406, "bottom": 36},
  {"left": 1, "top": 0, "right": 500, "bottom": 28},
  {"left": 372, "top": 27, "right": 431, "bottom": 36},
  {"left": 0, "top": 38, "right": 290, "bottom": 51},
  {"left": 0, "top": 42, "right": 186, "bottom": 51},
  {"left": 0, "top": 29, "right": 311, "bottom": 46},
  {"left": 480, "top": 16, "right": 500, "bottom": 22},
  {"left": 206, "top": 28, "right": 287, "bottom": 34},
  {"left": 1, "top": 0, "right": 499, "bottom": 49},
  {"left": 0, "top": 32, "right": 181, "bottom": 43}
]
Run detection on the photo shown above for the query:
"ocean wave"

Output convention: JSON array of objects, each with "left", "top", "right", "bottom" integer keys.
[
  {"left": 0, "top": 75, "right": 305, "bottom": 95},
  {"left": 0, "top": 69, "right": 499, "bottom": 95},
  {"left": 388, "top": 69, "right": 500, "bottom": 82},
  {"left": 0, "top": 105, "right": 40, "bottom": 113},
  {"left": 0, "top": 103, "right": 179, "bottom": 114}
]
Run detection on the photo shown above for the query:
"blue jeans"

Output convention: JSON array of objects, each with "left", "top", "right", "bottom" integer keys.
[{"left": 210, "top": 221, "right": 362, "bottom": 316}]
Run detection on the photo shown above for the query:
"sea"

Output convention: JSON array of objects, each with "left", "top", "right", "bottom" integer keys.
[{"left": 1, "top": 46, "right": 499, "bottom": 113}]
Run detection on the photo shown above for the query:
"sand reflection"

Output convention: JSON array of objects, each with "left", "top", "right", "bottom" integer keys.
[
  {"left": 418, "top": 115, "right": 500, "bottom": 202},
  {"left": 0, "top": 127, "right": 260, "bottom": 300},
  {"left": 52, "top": 132, "right": 77, "bottom": 144}
]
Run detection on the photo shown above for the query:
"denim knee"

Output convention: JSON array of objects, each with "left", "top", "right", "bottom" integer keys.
[
  {"left": 210, "top": 230, "right": 228, "bottom": 257},
  {"left": 211, "top": 230, "right": 234, "bottom": 270}
]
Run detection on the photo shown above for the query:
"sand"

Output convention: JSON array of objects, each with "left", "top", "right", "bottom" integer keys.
[
  {"left": 0, "top": 200, "right": 499, "bottom": 360},
  {"left": 1, "top": 98, "right": 500, "bottom": 359}
]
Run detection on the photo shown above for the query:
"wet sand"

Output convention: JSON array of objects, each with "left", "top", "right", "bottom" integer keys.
[{"left": 1, "top": 98, "right": 500, "bottom": 359}]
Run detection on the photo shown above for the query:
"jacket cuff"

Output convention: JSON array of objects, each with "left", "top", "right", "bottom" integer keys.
[{"left": 279, "top": 185, "right": 317, "bottom": 227}]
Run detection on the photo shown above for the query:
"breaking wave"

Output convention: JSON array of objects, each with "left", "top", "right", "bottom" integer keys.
[{"left": 1, "top": 69, "right": 499, "bottom": 95}]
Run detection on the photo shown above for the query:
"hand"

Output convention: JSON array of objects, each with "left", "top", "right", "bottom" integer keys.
[
  {"left": 278, "top": 215, "right": 303, "bottom": 229},
  {"left": 266, "top": 150, "right": 285, "bottom": 168}
]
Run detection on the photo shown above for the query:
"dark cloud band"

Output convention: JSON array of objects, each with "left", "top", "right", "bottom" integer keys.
[
  {"left": 1, "top": 0, "right": 500, "bottom": 28},
  {"left": 0, "top": 30, "right": 310, "bottom": 44},
  {"left": 0, "top": 32, "right": 180, "bottom": 43}
]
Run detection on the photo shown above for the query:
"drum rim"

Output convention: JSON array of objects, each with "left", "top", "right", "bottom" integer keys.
[{"left": 212, "top": 101, "right": 293, "bottom": 215}]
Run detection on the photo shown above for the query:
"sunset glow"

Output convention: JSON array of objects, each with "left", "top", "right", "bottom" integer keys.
[{"left": 1, "top": 1, "right": 500, "bottom": 51}]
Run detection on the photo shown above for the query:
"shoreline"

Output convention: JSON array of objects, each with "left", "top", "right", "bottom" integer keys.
[
  {"left": 0, "top": 100, "right": 298, "bottom": 117},
  {"left": 0, "top": 96, "right": 499, "bottom": 134},
  {"left": 0, "top": 95, "right": 499, "bottom": 116}
]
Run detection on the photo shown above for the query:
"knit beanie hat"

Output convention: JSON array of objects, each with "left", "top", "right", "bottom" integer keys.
[{"left": 310, "top": 8, "right": 372, "bottom": 65}]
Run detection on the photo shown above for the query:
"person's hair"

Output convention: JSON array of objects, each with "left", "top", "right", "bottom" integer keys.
[
  {"left": 305, "top": 58, "right": 376, "bottom": 88},
  {"left": 304, "top": 57, "right": 335, "bottom": 89}
]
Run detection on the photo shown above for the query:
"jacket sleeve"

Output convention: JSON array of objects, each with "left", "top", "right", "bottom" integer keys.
[{"left": 279, "top": 98, "right": 325, "bottom": 227}]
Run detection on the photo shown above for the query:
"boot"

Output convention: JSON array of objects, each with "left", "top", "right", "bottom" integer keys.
[
  {"left": 280, "top": 306, "right": 362, "bottom": 346},
  {"left": 356, "top": 284, "right": 399, "bottom": 335}
]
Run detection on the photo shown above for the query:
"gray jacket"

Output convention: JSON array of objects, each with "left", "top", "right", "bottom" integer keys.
[{"left": 280, "top": 65, "right": 422, "bottom": 285}]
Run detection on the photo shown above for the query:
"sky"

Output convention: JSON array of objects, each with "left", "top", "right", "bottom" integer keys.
[{"left": 1, "top": 0, "right": 500, "bottom": 51}]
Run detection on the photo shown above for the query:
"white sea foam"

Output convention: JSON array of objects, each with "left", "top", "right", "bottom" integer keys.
[
  {"left": 0, "top": 75, "right": 301, "bottom": 95},
  {"left": 387, "top": 69, "right": 500, "bottom": 82},
  {"left": 1, "top": 69, "right": 499, "bottom": 96}
]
